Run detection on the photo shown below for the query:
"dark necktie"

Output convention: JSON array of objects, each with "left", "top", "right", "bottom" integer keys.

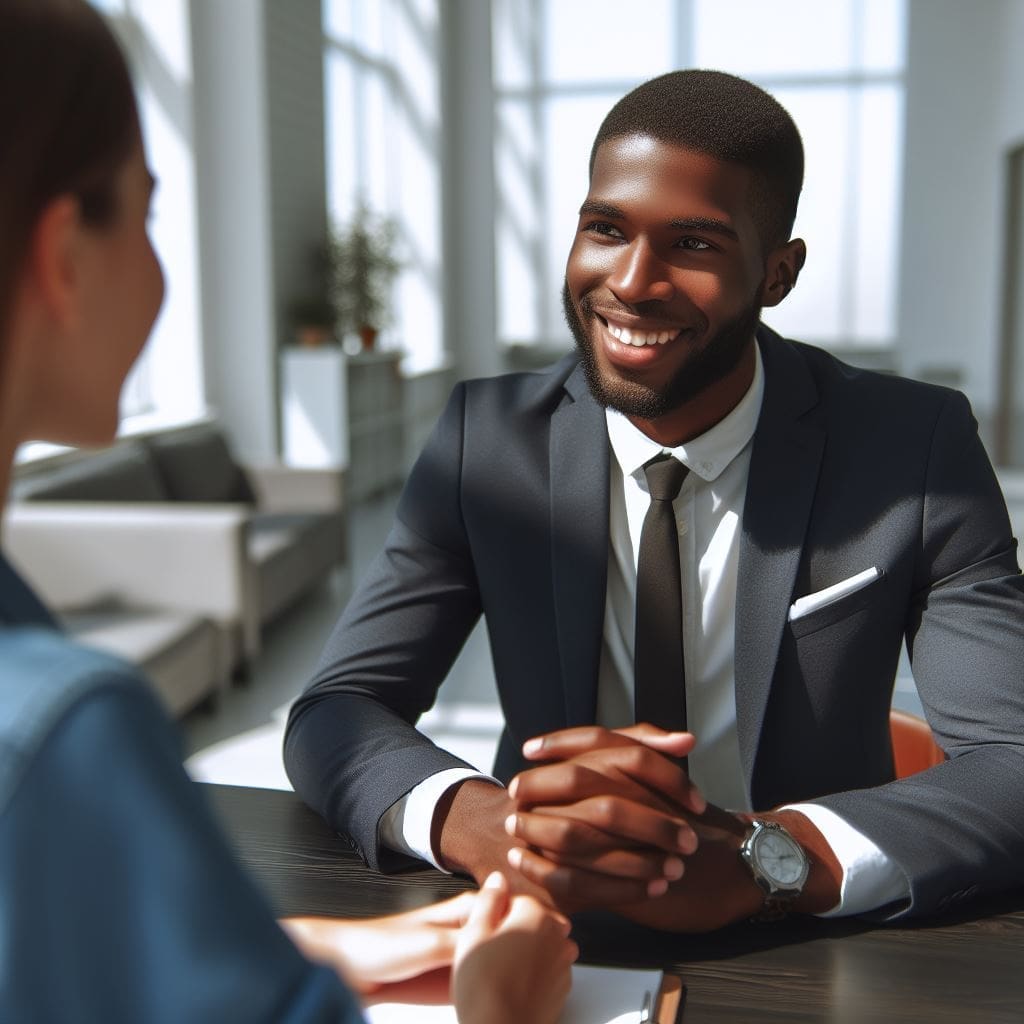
[{"left": 634, "top": 455, "right": 689, "bottom": 736}]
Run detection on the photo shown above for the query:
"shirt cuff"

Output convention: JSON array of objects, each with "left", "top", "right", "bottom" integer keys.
[
  {"left": 378, "top": 767, "right": 502, "bottom": 871},
  {"left": 783, "top": 803, "right": 910, "bottom": 917}
]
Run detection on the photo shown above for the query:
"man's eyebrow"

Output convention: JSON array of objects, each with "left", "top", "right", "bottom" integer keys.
[
  {"left": 578, "top": 200, "right": 626, "bottom": 220},
  {"left": 668, "top": 216, "right": 739, "bottom": 241}
]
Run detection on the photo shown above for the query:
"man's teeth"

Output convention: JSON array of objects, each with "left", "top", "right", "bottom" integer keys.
[{"left": 606, "top": 324, "right": 676, "bottom": 347}]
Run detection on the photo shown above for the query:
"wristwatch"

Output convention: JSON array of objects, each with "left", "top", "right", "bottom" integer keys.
[{"left": 739, "top": 819, "right": 810, "bottom": 920}]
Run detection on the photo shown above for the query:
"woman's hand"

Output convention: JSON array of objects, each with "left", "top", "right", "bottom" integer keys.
[
  {"left": 280, "top": 890, "right": 477, "bottom": 1001},
  {"left": 452, "top": 872, "right": 578, "bottom": 1024}
]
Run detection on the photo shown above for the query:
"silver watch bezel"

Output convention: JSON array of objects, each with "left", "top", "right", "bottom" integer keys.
[{"left": 739, "top": 819, "right": 810, "bottom": 899}]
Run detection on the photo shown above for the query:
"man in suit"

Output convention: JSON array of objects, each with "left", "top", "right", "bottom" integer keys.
[{"left": 285, "top": 70, "right": 1024, "bottom": 932}]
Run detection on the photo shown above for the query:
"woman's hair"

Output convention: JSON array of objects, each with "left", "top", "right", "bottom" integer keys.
[{"left": 0, "top": 0, "right": 139, "bottom": 342}]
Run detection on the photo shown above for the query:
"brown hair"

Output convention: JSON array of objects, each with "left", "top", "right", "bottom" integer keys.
[{"left": 0, "top": 0, "right": 139, "bottom": 343}]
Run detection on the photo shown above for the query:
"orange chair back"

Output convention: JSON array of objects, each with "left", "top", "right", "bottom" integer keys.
[{"left": 889, "top": 708, "right": 946, "bottom": 778}]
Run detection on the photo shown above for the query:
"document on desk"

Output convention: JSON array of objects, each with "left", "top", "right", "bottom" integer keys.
[{"left": 365, "top": 964, "right": 673, "bottom": 1024}]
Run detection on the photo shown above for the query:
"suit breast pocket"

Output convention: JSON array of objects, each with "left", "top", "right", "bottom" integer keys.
[{"left": 788, "top": 572, "right": 887, "bottom": 639}]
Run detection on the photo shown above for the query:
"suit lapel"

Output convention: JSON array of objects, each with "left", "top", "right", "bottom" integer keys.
[
  {"left": 549, "top": 363, "right": 610, "bottom": 727},
  {"left": 735, "top": 330, "right": 825, "bottom": 784}
]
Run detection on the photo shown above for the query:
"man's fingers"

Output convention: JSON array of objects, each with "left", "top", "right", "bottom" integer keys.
[
  {"left": 507, "top": 799, "right": 696, "bottom": 859},
  {"left": 510, "top": 761, "right": 640, "bottom": 806},
  {"left": 511, "top": 745, "right": 704, "bottom": 816},
  {"left": 614, "top": 725, "right": 707, "bottom": 813},
  {"left": 508, "top": 814, "right": 686, "bottom": 881},
  {"left": 523, "top": 724, "right": 694, "bottom": 761},
  {"left": 519, "top": 726, "right": 705, "bottom": 814},
  {"left": 507, "top": 846, "right": 672, "bottom": 910},
  {"left": 505, "top": 801, "right": 691, "bottom": 882},
  {"left": 613, "top": 722, "right": 699, "bottom": 759}
]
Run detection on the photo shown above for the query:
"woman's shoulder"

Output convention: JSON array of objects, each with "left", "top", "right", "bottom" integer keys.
[
  {"left": 0, "top": 625, "right": 156, "bottom": 810},
  {"left": 0, "top": 625, "right": 146, "bottom": 717}
]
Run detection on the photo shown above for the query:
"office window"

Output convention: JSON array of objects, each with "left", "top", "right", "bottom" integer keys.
[
  {"left": 90, "top": 0, "right": 205, "bottom": 427},
  {"left": 323, "top": 0, "right": 443, "bottom": 372},
  {"left": 493, "top": 0, "right": 907, "bottom": 351}
]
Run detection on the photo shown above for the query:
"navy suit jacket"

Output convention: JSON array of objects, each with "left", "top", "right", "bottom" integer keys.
[{"left": 285, "top": 327, "right": 1024, "bottom": 919}]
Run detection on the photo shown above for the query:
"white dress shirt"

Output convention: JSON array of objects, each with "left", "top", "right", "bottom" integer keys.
[{"left": 380, "top": 345, "right": 909, "bottom": 916}]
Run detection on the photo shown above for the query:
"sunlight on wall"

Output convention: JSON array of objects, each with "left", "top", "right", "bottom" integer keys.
[
  {"left": 323, "top": 0, "right": 443, "bottom": 373},
  {"left": 93, "top": 0, "right": 205, "bottom": 428}
]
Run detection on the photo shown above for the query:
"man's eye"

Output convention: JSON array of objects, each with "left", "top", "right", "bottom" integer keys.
[
  {"left": 677, "top": 237, "right": 711, "bottom": 251},
  {"left": 585, "top": 221, "right": 624, "bottom": 239}
]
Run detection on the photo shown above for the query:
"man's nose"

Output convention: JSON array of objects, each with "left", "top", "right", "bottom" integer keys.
[{"left": 607, "top": 238, "right": 675, "bottom": 305}]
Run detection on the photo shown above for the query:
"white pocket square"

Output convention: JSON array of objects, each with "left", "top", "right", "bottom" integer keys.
[{"left": 788, "top": 566, "right": 882, "bottom": 621}]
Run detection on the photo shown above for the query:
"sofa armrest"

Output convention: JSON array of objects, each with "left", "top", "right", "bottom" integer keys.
[
  {"left": 2, "top": 502, "right": 251, "bottom": 625},
  {"left": 245, "top": 464, "right": 345, "bottom": 514}
]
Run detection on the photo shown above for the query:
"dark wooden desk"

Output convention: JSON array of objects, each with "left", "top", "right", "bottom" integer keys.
[{"left": 206, "top": 783, "right": 1024, "bottom": 1023}]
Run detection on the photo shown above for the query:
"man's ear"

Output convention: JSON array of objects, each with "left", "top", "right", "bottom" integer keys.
[
  {"left": 27, "top": 195, "right": 85, "bottom": 329},
  {"left": 760, "top": 238, "right": 806, "bottom": 309}
]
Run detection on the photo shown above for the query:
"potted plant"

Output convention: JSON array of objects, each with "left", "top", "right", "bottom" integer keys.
[
  {"left": 286, "top": 294, "right": 337, "bottom": 348},
  {"left": 286, "top": 239, "right": 338, "bottom": 348},
  {"left": 329, "top": 203, "right": 401, "bottom": 351}
]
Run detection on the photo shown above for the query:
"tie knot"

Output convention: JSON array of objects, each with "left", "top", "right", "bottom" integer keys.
[{"left": 643, "top": 455, "right": 688, "bottom": 502}]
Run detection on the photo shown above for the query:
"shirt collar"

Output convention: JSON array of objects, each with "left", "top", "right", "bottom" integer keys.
[{"left": 605, "top": 340, "right": 765, "bottom": 483}]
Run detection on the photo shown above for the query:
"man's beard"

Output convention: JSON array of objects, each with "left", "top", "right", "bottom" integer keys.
[{"left": 562, "top": 282, "right": 761, "bottom": 420}]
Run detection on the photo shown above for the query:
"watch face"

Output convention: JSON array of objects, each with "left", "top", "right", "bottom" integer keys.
[{"left": 755, "top": 829, "right": 806, "bottom": 887}]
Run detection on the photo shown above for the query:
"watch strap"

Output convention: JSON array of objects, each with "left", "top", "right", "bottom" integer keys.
[{"left": 750, "top": 892, "right": 799, "bottom": 922}]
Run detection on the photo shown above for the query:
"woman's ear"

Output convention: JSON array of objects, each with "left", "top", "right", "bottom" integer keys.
[
  {"left": 26, "top": 195, "right": 86, "bottom": 330},
  {"left": 760, "top": 237, "right": 806, "bottom": 309}
]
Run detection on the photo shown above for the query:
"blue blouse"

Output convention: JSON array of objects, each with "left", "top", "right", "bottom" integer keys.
[{"left": 0, "top": 555, "right": 364, "bottom": 1022}]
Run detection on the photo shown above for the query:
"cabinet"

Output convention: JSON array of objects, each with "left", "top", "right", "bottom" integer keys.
[
  {"left": 346, "top": 350, "right": 405, "bottom": 500},
  {"left": 280, "top": 347, "right": 405, "bottom": 500}
]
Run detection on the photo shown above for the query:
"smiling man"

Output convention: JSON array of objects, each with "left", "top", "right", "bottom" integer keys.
[{"left": 286, "top": 71, "right": 1024, "bottom": 931}]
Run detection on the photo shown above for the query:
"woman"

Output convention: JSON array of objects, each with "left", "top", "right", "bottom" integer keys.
[{"left": 0, "top": 2, "right": 576, "bottom": 1021}]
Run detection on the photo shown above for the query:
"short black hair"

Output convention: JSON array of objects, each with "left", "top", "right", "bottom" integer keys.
[{"left": 590, "top": 70, "right": 804, "bottom": 248}]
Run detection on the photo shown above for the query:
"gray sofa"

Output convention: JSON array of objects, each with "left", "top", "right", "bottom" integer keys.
[
  {"left": 59, "top": 599, "right": 223, "bottom": 717},
  {"left": 5, "top": 423, "right": 346, "bottom": 712}
]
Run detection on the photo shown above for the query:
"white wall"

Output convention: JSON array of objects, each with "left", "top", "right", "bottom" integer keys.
[
  {"left": 265, "top": 1, "right": 329, "bottom": 358},
  {"left": 998, "top": 0, "right": 1024, "bottom": 142},
  {"left": 440, "top": 0, "right": 500, "bottom": 380},
  {"left": 191, "top": 0, "right": 277, "bottom": 461},
  {"left": 191, "top": 0, "right": 327, "bottom": 463},
  {"left": 896, "top": 0, "right": 1022, "bottom": 449}
]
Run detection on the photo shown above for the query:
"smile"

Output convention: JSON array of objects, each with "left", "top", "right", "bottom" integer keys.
[{"left": 605, "top": 323, "right": 676, "bottom": 347}]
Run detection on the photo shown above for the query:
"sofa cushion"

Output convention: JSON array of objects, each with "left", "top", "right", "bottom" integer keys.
[
  {"left": 247, "top": 514, "right": 305, "bottom": 564},
  {"left": 14, "top": 441, "right": 168, "bottom": 502},
  {"left": 60, "top": 599, "right": 221, "bottom": 716},
  {"left": 146, "top": 425, "right": 256, "bottom": 504}
]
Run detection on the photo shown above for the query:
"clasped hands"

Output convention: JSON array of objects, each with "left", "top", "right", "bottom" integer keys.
[{"left": 445, "top": 724, "right": 772, "bottom": 932}]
